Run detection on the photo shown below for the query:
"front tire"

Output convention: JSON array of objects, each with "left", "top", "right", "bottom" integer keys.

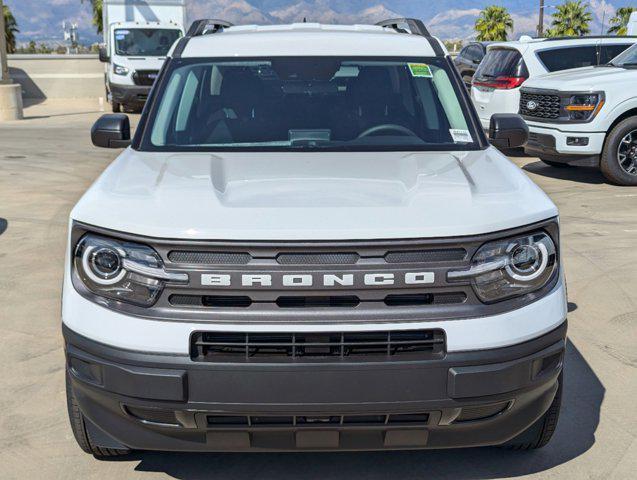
[
  {"left": 502, "top": 372, "right": 562, "bottom": 450},
  {"left": 600, "top": 117, "right": 637, "bottom": 186},
  {"left": 66, "top": 374, "right": 130, "bottom": 458},
  {"left": 111, "top": 101, "right": 121, "bottom": 113}
]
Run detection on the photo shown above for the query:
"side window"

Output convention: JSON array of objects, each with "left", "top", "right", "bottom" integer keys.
[
  {"left": 600, "top": 44, "right": 633, "bottom": 64},
  {"left": 536, "top": 46, "right": 599, "bottom": 72},
  {"left": 468, "top": 45, "right": 483, "bottom": 62},
  {"left": 459, "top": 46, "right": 470, "bottom": 60}
]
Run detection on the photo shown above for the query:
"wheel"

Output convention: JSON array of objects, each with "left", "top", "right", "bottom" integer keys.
[
  {"left": 600, "top": 117, "right": 637, "bottom": 186},
  {"left": 540, "top": 159, "right": 570, "bottom": 168},
  {"left": 66, "top": 374, "right": 130, "bottom": 458},
  {"left": 502, "top": 372, "right": 562, "bottom": 450},
  {"left": 111, "top": 101, "right": 121, "bottom": 113}
]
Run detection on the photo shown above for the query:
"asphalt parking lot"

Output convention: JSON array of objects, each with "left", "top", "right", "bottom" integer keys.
[{"left": 0, "top": 100, "right": 635, "bottom": 479}]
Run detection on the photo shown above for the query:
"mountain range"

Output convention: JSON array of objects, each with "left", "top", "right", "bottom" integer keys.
[{"left": 4, "top": 0, "right": 633, "bottom": 45}]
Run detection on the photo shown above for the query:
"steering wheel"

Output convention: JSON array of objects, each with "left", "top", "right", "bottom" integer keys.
[{"left": 357, "top": 124, "right": 419, "bottom": 139}]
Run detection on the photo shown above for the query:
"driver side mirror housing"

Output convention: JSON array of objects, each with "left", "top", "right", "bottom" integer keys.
[
  {"left": 91, "top": 114, "right": 131, "bottom": 149},
  {"left": 98, "top": 46, "right": 110, "bottom": 63},
  {"left": 489, "top": 114, "right": 529, "bottom": 149}
]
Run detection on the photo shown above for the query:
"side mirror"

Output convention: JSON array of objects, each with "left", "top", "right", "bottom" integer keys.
[
  {"left": 489, "top": 114, "right": 529, "bottom": 149},
  {"left": 91, "top": 114, "right": 131, "bottom": 148},
  {"left": 98, "top": 46, "right": 110, "bottom": 63}
]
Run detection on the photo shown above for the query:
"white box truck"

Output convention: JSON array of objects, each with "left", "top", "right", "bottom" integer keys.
[{"left": 99, "top": 0, "right": 185, "bottom": 112}]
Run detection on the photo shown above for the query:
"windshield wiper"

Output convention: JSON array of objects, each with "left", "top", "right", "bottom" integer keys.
[{"left": 618, "top": 62, "right": 637, "bottom": 68}]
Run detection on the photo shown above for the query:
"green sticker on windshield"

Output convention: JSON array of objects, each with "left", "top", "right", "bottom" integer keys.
[{"left": 408, "top": 63, "right": 433, "bottom": 78}]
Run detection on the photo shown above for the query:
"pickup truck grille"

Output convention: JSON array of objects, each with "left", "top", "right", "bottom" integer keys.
[
  {"left": 132, "top": 70, "right": 159, "bottom": 86},
  {"left": 190, "top": 329, "right": 445, "bottom": 362},
  {"left": 519, "top": 91, "right": 561, "bottom": 119}
]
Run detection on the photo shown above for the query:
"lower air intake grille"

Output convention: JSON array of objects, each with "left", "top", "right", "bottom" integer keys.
[
  {"left": 191, "top": 330, "right": 445, "bottom": 362},
  {"left": 207, "top": 412, "right": 430, "bottom": 428}
]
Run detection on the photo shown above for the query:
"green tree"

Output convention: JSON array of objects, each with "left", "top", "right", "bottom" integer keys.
[
  {"left": 474, "top": 6, "right": 514, "bottom": 41},
  {"left": 546, "top": 1, "right": 592, "bottom": 37},
  {"left": 27, "top": 40, "right": 36, "bottom": 54},
  {"left": 3, "top": 4, "right": 19, "bottom": 53},
  {"left": 81, "top": 0, "right": 103, "bottom": 34},
  {"left": 608, "top": 7, "right": 635, "bottom": 36}
]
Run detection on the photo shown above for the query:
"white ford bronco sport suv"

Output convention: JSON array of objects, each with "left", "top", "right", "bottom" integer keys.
[
  {"left": 521, "top": 43, "right": 637, "bottom": 185},
  {"left": 63, "top": 19, "right": 567, "bottom": 456}
]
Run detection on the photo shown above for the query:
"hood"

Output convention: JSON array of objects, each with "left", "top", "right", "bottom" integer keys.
[
  {"left": 71, "top": 149, "right": 557, "bottom": 240},
  {"left": 525, "top": 65, "right": 636, "bottom": 91}
]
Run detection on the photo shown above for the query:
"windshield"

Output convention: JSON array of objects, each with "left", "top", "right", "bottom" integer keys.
[
  {"left": 145, "top": 57, "right": 479, "bottom": 151},
  {"left": 610, "top": 43, "right": 637, "bottom": 67},
  {"left": 114, "top": 28, "right": 181, "bottom": 57}
]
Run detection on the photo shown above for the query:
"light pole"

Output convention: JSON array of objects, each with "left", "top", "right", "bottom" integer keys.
[
  {"left": 538, "top": 0, "right": 545, "bottom": 37},
  {"left": 0, "top": 0, "right": 23, "bottom": 120},
  {"left": 0, "top": 0, "right": 10, "bottom": 84}
]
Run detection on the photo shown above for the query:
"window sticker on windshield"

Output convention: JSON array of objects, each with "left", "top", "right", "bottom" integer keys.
[
  {"left": 449, "top": 129, "right": 473, "bottom": 143},
  {"left": 115, "top": 34, "right": 126, "bottom": 40},
  {"left": 408, "top": 63, "right": 433, "bottom": 78}
]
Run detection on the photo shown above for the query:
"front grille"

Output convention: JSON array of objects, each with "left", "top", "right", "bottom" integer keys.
[
  {"left": 132, "top": 70, "right": 159, "bottom": 86},
  {"left": 167, "top": 248, "right": 466, "bottom": 266},
  {"left": 168, "top": 251, "right": 251, "bottom": 265},
  {"left": 385, "top": 248, "right": 466, "bottom": 263},
  {"left": 170, "top": 292, "right": 467, "bottom": 309},
  {"left": 519, "top": 91, "right": 561, "bottom": 119},
  {"left": 207, "top": 412, "right": 430, "bottom": 428},
  {"left": 277, "top": 252, "right": 360, "bottom": 265},
  {"left": 190, "top": 329, "right": 445, "bottom": 362}
]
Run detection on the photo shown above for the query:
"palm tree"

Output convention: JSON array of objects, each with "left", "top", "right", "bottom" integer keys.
[
  {"left": 3, "top": 4, "right": 19, "bottom": 54},
  {"left": 475, "top": 6, "right": 514, "bottom": 41},
  {"left": 608, "top": 7, "right": 635, "bottom": 36},
  {"left": 81, "top": 0, "right": 103, "bottom": 35},
  {"left": 546, "top": 1, "right": 592, "bottom": 37}
]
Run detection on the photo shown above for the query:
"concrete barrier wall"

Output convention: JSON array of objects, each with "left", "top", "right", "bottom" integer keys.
[{"left": 7, "top": 55, "right": 104, "bottom": 100}]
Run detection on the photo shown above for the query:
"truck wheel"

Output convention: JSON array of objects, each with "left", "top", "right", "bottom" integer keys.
[
  {"left": 111, "top": 102, "right": 121, "bottom": 113},
  {"left": 540, "top": 159, "right": 570, "bottom": 168},
  {"left": 501, "top": 372, "right": 562, "bottom": 450},
  {"left": 66, "top": 374, "right": 130, "bottom": 458},
  {"left": 600, "top": 117, "right": 637, "bottom": 186}
]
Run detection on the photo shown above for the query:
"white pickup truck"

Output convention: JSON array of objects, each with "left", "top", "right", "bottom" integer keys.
[
  {"left": 64, "top": 19, "right": 567, "bottom": 456},
  {"left": 521, "top": 43, "right": 637, "bottom": 185}
]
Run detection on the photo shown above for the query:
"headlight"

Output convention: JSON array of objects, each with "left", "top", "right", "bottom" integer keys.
[
  {"left": 448, "top": 231, "right": 557, "bottom": 303},
  {"left": 565, "top": 93, "right": 604, "bottom": 121},
  {"left": 74, "top": 234, "right": 188, "bottom": 307},
  {"left": 113, "top": 64, "right": 129, "bottom": 76}
]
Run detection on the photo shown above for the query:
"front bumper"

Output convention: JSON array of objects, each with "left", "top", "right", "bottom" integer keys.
[
  {"left": 65, "top": 321, "right": 566, "bottom": 451},
  {"left": 109, "top": 83, "right": 151, "bottom": 106},
  {"left": 524, "top": 124, "right": 606, "bottom": 166}
]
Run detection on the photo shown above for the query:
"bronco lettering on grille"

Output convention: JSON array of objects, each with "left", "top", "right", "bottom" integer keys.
[{"left": 201, "top": 272, "right": 435, "bottom": 288}]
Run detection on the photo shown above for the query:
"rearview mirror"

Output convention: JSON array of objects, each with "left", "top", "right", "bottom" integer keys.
[
  {"left": 489, "top": 114, "right": 529, "bottom": 149},
  {"left": 98, "top": 46, "right": 110, "bottom": 63},
  {"left": 91, "top": 114, "right": 131, "bottom": 148}
]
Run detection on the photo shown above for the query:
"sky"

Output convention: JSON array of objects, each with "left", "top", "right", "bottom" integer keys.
[{"left": 4, "top": 0, "right": 635, "bottom": 44}]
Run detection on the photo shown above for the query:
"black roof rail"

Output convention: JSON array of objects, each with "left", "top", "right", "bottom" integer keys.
[
  {"left": 186, "top": 19, "right": 234, "bottom": 37},
  {"left": 376, "top": 18, "right": 444, "bottom": 57},
  {"left": 172, "top": 19, "right": 233, "bottom": 58},
  {"left": 376, "top": 18, "right": 431, "bottom": 37}
]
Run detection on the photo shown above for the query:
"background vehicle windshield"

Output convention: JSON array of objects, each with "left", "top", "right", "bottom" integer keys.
[
  {"left": 610, "top": 43, "right": 637, "bottom": 67},
  {"left": 114, "top": 29, "right": 181, "bottom": 56},
  {"left": 147, "top": 57, "right": 478, "bottom": 151}
]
